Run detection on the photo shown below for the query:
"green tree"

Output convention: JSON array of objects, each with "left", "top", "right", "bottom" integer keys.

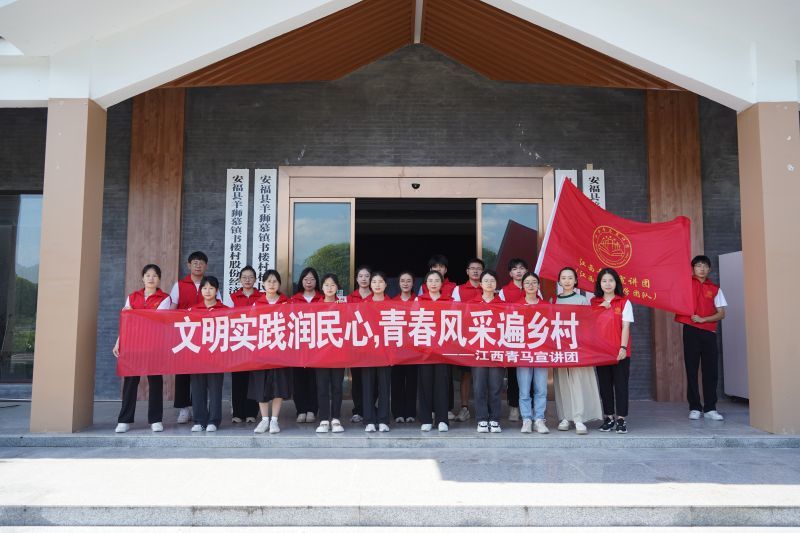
[{"left": 303, "top": 242, "right": 351, "bottom": 293}]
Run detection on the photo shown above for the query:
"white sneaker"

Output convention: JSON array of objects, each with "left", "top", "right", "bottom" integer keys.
[
  {"left": 269, "top": 419, "right": 281, "bottom": 434},
  {"left": 350, "top": 414, "right": 363, "bottom": 423},
  {"left": 395, "top": 416, "right": 405, "bottom": 423},
  {"left": 254, "top": 418, "right": 270, "bottom": 434},
  {"left": 558, "top": 419, "right": 570, "bottom": 431},
  {"left": 438, "top": 422, "right": 449, "bottom": 432},
  {"left": 365, "top": 424, "right": 377, "bottom": 432},
  {"left": 206, "top": 424, "right": 217, "bottom": 432},
  {"left": 704, "top": 410, "right": 724, "bottom": 421},
  {"left": 151, "top": 422, "right": 163, "bottom": 432},
  {"left": 245, "top": 417, "right": 257, "bottom": 423},
  {"left": 456, "top": 406, "right": 471, "bottom": 422},
  {"left": 689, "top": 410, "right": 702, "bottom": 420},
  {"left": 231, "top": 417, "right": 243, "bottom": 424},
  {"left": 190, "top": 424, "right": 203, "bottom": 432},
  {"left": 177, "top": 408, "right": 191, "bottom": 424},
  {"left": 448, "top": 411, "right": 456, "bottom": 421},
  {"left": 477, "top": 421, "right": 489, "bottom": 433},
  {"left": 331, "top": 419, "right": 344, "bottom": 433},
  {"left": 575, "top": 422, "right": 588, "bottom": 435},
  {"left": 316, "top": 421, "right": 330, "bottom": 433},
  {"left": 421, "top": 423, "right": 433, "bottom": 431},
  {"left": 378, "top": 423, "right": 390, "bottom": 432},
  {"left": 306, "top": 412, "right": 316, "bottom": 423},
  {"left": 489, "top": 421, "right": 502, "bottom": 433},
  {"left": 521, "top": 419, "right": 533, "bottom": 433},
  {"left": 534, "top": 419, "right": 550, "bottom": 434},
  {"left": 296, "top": 413, "right": 307, "bottom": 423},
  {"left": 405, "top": 417, "right": 415, "bottom": 423},
  {"left": 114, "top": 423, "right": 130, "bottom": 433},
  {"left": 509, "top": 407, "right": 520, "bottom": 422}
]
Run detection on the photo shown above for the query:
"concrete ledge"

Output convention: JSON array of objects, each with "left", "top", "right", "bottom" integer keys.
[
  {"left": 2, "top": 505, "right": 799, "bottom": 527},
  {"left": 2, "top": 433, "right": 799, "bottom": 449}
]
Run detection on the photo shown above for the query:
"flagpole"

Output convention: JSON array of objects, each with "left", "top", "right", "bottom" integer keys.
[{"left": 534, "top": 174, "right": 569, "bottom": 275}]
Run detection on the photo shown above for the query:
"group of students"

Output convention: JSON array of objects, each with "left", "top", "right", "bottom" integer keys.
[{"left": 113, "top": 250, "right": 727, "bottom": 436}]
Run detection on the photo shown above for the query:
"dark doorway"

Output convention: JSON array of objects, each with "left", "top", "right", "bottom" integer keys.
[{"left": 355, "top": 199, "right": 476, "bottom": 295}]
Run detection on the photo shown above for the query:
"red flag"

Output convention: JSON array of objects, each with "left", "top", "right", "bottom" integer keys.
[{"left": 536, "top": 179, "right": 693, "bottom": 315}]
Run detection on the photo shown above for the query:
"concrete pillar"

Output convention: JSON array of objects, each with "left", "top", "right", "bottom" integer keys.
[
  {"left": 29, "top": 99, "right": 107, "bottom": 432},
  {"left": 738, "top": 102, "right": 800, "bottom": 434}
]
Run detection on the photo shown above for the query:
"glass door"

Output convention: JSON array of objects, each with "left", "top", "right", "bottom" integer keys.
[
  {"left": 289, "top": 198, "right": 355, "bottom": 294},
  {"left": 477, "top": 199, "right": 542, "bottom": 286}
]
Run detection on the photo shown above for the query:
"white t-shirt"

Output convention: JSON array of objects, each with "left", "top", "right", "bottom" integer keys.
[
  {"left": 621, "top": 300, "right": 634, "bottom": 323},
  {"left": 123, "top": 294, "right": 172, "bottom": 311},
  {"left": 714, "top": 289, "right": 727, "bottom": 308}
]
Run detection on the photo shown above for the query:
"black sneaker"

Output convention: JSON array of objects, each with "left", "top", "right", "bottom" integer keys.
[
  {"left": 615, "top": 418, "right": 628, "bottom": 434},
  {"left": 599, "top": 416, "right": 615, "bottom": 432}
]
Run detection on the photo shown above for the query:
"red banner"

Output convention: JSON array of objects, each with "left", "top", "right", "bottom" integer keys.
[
  {"left": 117, "top": 300, "right": 622, "bottom": 376},
  {"left": 536, "top": 180, "right": 693, "bottom": 315}
]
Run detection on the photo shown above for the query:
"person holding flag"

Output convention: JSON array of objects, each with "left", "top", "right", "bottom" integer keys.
[{"left": 675, "top": 255, "right": 727, "bottom": 421}]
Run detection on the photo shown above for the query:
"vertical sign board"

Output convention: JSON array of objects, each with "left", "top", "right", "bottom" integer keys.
[
  {"left": 555, "top": 170, "right": 578, "bottom": 196},
  {"left": 252, "top": 169, "right": 277, "bottom": 290},
  {"left": 224, "top": 169, "right": 250, "bottom": 297},
  {"left": 582, "top": 169, "right": 606, "bottom": 208}
]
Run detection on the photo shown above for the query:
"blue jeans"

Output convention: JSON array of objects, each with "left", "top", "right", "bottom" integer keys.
[{"left": 517, "top": 367, "right": 548, "bottom": 420}]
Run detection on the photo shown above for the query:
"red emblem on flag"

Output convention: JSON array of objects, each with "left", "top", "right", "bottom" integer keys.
[{"left": 592, "top": 225, "right": 633, "bottom": 268}]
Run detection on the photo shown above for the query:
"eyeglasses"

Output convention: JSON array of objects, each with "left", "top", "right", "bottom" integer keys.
[{"left": 467, "top": 267, "right": 482, "bottom": 271}]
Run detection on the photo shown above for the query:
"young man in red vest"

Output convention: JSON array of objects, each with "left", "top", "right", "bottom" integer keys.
[
  {"left": 169, "top": 251, "right": 220, "bottom": 424},
  {"left": 450, "top": 257, "right": 485, "bottom": 422},
  {"left": 675, "top": 255, "right": 728, "bottom": 421}
]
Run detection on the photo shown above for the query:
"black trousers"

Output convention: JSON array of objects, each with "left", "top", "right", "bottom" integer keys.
[
  {"left": 117, "top": 375, "right": 163, "bottom": 424},
  {"left": 351, "top": 367, "right": 363, "bottom": 416},
  {"left": 363, "top": 366, "right": 391, "bottom": 425},
  {"left": 316, "top": 368, "right": 345, "bottom": 421},
  {"left": 506, "top": 367, "right": 520, "bottom": 408},
  {"left": 293, "top": 367, "right": 318, "bottom": 415},
  {"left": 231, "top": 371, "right": 259, "bottom": 419},
  {"left": 418, "top": 364, "right": 449, "bottom": 426},
  {"left": 190, "top": 373, "right": 223, "bottom": 427},
  {"left": 597, "top": 357, "right": 630, "bottom": 417},
  {"left": 683, "top": 325, "right": 719, "bottom": 412},
  {"left": 174, "top": 373, "right": 192, "bottom": 408},
  {"left": 391, "top": 365, "right": 418, "bottom": 419}
]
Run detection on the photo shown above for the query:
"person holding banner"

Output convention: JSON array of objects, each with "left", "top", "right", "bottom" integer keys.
[
  {"left": 348, "top": 265, "right": 373, "bottom": 424},
  {"left": 224, "top": 266, "right": 261, "bottom": 425},
  {"left": 450, "top": 258, "right": 485, "bottom": 424},
  {"left": 362, "top": 271, "right": 393, "bottom": 432},
  {"left": 416, "top": 270, "right": 451, "bottom": 432},
  {"left": 314, "top": 273, "right": 347, "bottom": 434},
  {"left": 552, "top": 267, "right": 602, "bottom": 435},
  {"left": 113, "top": 264, "right": 171, "bottom": 433},
  {"left": 470, "top": 270, "right": 506, "bottom": 433},
  {"left": 391, "top": 271, "right": 418, "bottom": 424},
  {"left": 169, "top": 251, "right": 220, "bottom": 424},
  {"left": 290, "top": 267, "right": 322, "bottom": 424},
  {"left": 250, "top": 270, "right": 290, "bottom": 434},
  {"left": 517, "top": 272, "right": 550, "bottom": 434},
  {"left": 498, "top": 258, "right": 529, "bottom": 424},
  {"left": 675, "top": 255, "right": 727, "bottom": 421},
  {"left": 591, "top": 268, "right": 634, "bottom": 434},
  {"left": 189, "top": 276, "right": 227, "bottom": 432}
]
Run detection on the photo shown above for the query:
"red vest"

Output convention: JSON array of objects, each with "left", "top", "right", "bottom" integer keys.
[
  {"left": 455, "top": 282, "right": 481, "bottom": 303},
  {"left": 500, "top": 281, "right": 525, "bottom": 303},
  {"left": 229, "top": 289, "right": 263, "bottom": 308},
  {"left": 254, "top": 293, "right": 289, "bottom": 306},
  {"left": 420, "top": 278, "right": 456, "bottom": 299},
  {"left": 469, "top": 294, "right": 500, "bottom": 304},
  {"left": 128, "top": 289, "right": 170, "bottom": 310},
  {"left": 188, "top": 302, "right": 229, "bottom": 314},
  {"left": 417, "top": 292, "right": 451, "bottom": 302},
  {"left": 675, "top": 277, "right": 720, "bottom": 333},
  {"left": 176, "top": 275, "right": 203, "bottom": 310},
  {"left": 290, "top": 291, "right": 323, "bottom": 303},
  {"left": 592, "top": 295, "right": 633, "bottom": 355},
  {"left": 392, "top": 293, "right": 414, "bottom": 302},
  {"left": 348, "top": 290, "right": 371, "bottom": 303}
]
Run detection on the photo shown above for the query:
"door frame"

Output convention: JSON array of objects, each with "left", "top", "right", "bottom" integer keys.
[{"left": 277, "top": 166, "right": 555, "bottom": 292}]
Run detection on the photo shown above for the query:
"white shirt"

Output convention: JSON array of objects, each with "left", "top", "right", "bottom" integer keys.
[
  {"left": 123, "top": 294, "right": 172, "bottom": 311},
  {"left": 621, "top": 300, "right": 634, "bottom": 323},
  {"left": 714, "top": 289, "right": 727, "bottom": 308}
]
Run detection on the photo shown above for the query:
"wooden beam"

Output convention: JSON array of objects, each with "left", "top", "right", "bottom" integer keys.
[
  {"left": 646, "top": 90, "right": 704, "bottom": 402},
  {"left": 125, "top": 88, "right": 185, "bottom": 400}
]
